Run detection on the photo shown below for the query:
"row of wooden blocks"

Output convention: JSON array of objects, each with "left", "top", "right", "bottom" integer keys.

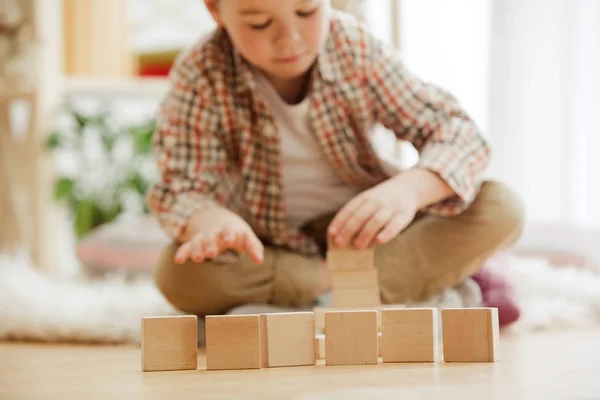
[{"left": 141, "top": 307, "right": 499, "bottom": 372}]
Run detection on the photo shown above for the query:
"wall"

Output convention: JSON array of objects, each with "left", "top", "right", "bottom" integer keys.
[
  {"left": 128, "top": 0, "right": 216, "bottom": 53},
  {"left": 488, "top": 0, "right": 600, "bottom": 228}
]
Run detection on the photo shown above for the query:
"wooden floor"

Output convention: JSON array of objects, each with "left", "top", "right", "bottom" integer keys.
[{"left": 2, "top": 328, "right": 600, "bottom": 400}]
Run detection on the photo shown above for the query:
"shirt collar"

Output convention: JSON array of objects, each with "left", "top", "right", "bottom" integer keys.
[
  {"left": 315, "top": 30, "right": 337, "bottom": 83},
  {"left": 232, "top": 47, "right": 259, "bottom": 94}
]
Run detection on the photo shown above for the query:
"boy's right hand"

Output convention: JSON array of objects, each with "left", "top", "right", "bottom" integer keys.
[{"left": 174, "top": 207, "right": 264, "bottom": 265}]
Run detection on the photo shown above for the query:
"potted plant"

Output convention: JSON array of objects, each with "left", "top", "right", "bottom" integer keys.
[{"left": 45, "top": 101, "right": 158, "bottom": 239}]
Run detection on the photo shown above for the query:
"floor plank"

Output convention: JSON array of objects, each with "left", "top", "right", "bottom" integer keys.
[{"left": 1, "top": 329, "right": 600, "bottom": 399}]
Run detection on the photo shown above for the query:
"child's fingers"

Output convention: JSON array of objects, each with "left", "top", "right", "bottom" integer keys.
[
  {"left": 245, "top": 233, "right": 264, "bottom": 264},
  {"left": 377, "top": 213, "right": 412, "bottom": 244},
  {"left": 216, "top": 228, "right": 263, "bottom": 264},
  {"left": 218, "top": 228, "right": 237, "bottom": 254},
  {"left": 174, "top": 242, "right": 192, "bottom": 264},
  {"left": 334, "top": 200, "right": 379, "bottom": 247},
  {"left": 220, "top": 228, "right": 235, "bottom": 247},
  {"left": 226, "top": 231, "right": 246, "bottom": 253},
  {"left": 230, "top": 231, "right": 262, "bottom": 264},
  {"left": 191, "top": 234, "right": 207, "bottom": 263},
  {"left": 353, "top": 208, "right": 394, "bottom": 249},
  {"left": 328, "top": 197, "right": 365, "bottom": 238},
  {"left": 204, "top": 236, "right": 219, "bottom": 258}
]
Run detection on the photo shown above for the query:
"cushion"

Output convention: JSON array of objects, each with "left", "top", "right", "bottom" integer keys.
[{"left": 76, "top": 215, "right": 171, "bottom": 276}]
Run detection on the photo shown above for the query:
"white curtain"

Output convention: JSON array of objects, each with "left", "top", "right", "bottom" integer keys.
[
  {"left": 488, "top": 0, "right": 600, "bottom": 229},
  {"left": 393, "top": 0, "right": 600, "bottom": 229}
]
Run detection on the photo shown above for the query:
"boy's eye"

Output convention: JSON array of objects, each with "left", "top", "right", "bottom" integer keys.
[
  {"left": 247, "top": 5, "right": 318, "bottom": 29},
  {"left": 297, "top": 7, "right": 318, "bottom": 18},
  {"left": 249, "top": 20, "right": 272, "bottom": 30}
]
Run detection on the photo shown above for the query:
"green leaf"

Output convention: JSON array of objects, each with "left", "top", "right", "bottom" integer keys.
[
  {"left": 74, "top": 200, "right": 95, "bottom": 239},
  {"left": 129, "top": 120, "right": 156, "bottom": 154},
  {"left": 135, "top": 131, "right": 153, "bottom": 154},
  {"left": 45, "top": 132, "right": 62, "bottom": 150},
  {"left": 128, "top": 173, "right": 148, "bottom": 195},
  {"left": 102, "top": 205, "right": 122, "bottom": 224},
  {"left": 100, "top": 133, "right": 117, "bottom": 151},
  {"left": 54, "top": 178, "right": 75, "bottom": 201},
  {"left": 73, "top": 111, "right": 89, "bottom": 130}
]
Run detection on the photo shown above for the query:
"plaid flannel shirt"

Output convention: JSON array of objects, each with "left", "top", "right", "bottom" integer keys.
[{"left": 147, "top": 11, "right": 491, "bottom": 256}]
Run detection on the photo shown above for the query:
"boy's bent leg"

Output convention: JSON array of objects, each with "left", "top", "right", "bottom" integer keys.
[
  {"left": 377, "top": 180, "right": 525, "bottom": 304},
  {"left": 153, "top": 245, "right": 322, "bottom": 316}
]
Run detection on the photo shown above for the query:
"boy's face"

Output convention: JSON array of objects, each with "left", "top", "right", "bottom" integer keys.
[{"left": 207, "top": 0, "right": 331, "bottom": 81}]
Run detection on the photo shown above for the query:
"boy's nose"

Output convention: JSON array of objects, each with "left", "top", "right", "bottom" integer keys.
[{"left": 275, "top": 26, "right": 302, "bottom": 52}]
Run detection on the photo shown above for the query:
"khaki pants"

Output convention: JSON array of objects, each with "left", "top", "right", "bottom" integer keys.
[{"left": 153, "top": 181, "right": 524, "bottom": 316}]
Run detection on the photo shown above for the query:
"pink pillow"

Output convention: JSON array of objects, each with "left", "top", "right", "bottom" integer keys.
[{"left": 76, "top": 216, "right": 171, "bottom": 274}]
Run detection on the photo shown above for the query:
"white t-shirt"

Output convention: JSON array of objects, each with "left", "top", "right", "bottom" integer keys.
[{"left": 252, "top": 70, "right": 362, "bottom": 230}]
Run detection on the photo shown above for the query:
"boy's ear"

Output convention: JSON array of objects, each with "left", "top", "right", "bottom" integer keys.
[{"left": 204, "top": 0, "right": 223, "bottom": 26}]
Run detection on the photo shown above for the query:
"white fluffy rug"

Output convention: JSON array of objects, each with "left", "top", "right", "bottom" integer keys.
[
  {"left": 498, "top": 256, "right": 600, "bottom": 333},
  {"left": 0, "top": 252, "right": 599, "bottom": 344},
  {"left": 0, "top": 253, "right": 179, "bottom": 344}
]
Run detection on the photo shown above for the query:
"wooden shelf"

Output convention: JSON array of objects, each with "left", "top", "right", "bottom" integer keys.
[
  {"left": 0, "top": 83, "right": 37, "bottom": 100},
  {"left": 63, "top": 76, "right": 170, "bottom": 99}
]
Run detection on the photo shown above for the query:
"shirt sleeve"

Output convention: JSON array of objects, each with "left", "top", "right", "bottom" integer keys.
[
  {"left": 146, "top": 57, "right": 228, "bottom": 241},
  {"left": 364, "top": 34, "right": 491, "bottom": 216}
]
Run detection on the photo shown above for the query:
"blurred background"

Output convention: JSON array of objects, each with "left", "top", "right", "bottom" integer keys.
[{"left": 1, "top": 0, "right": 599, "bottom": 281}]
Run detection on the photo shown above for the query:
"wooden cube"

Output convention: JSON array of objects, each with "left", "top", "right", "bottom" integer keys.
[
  {"left": 314, "top": 306, "right": 380, "bottom": 333},
  {"left": 332, "top": 287, "right": 381, "bottom": 307},
  {"left": 141, "top": 315, "right": 198, "bottom": 372},
  {"left": 326, "top": 237, "right": 375, "bottom": 270},
  {"left": 327, "top": 248, "right": 374, "bottom": 270},
  {"left": 441, "top": 308, "right": 500, "bottom": 362},
  {"left": 205, "top": 315, "right": 261, "bottom": 370},
  {"left": 332, "top": 269, "right": 379, "bottom": 289},
  {"left": 330, "top": 265, "right": 380, "bottom": 307},
  {"left": 381, "top": 308, "right": 437, "bottom": 363},
  {"left": 325, "top": 310, "right": 378, "bottom": 366},
  {"left": 316, "top": 332, "right": 382, "bottom": 360},
  {"left": 260, "top": 312, "right": 316, "bottom": 368}
]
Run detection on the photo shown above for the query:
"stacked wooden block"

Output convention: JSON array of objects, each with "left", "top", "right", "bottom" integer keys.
[
  {"left": 141, "top": 307, "right": 500, "bottom": 372},
  {"left": 327, "top": 238, "right": 381, "bottom": 307}
]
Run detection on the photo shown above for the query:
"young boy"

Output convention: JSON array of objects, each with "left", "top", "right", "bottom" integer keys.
[{"left": 147, "top": 0, "right": 524, "bottom": 325}]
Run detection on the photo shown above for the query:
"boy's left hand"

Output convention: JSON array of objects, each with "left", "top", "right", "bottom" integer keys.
[{"left": 327, "top": 178, "right": 419, "bottom": 249}]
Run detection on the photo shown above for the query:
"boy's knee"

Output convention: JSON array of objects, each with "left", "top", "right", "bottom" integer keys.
[
  {"left": 374, "top": 181, "right": 524, "bottom": 304},
  {"left": 153, "top": 244, "right": 245, "bottom": 316},
  {"left": 470, "top": 180, "right": 525, "bottom": 245}
]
